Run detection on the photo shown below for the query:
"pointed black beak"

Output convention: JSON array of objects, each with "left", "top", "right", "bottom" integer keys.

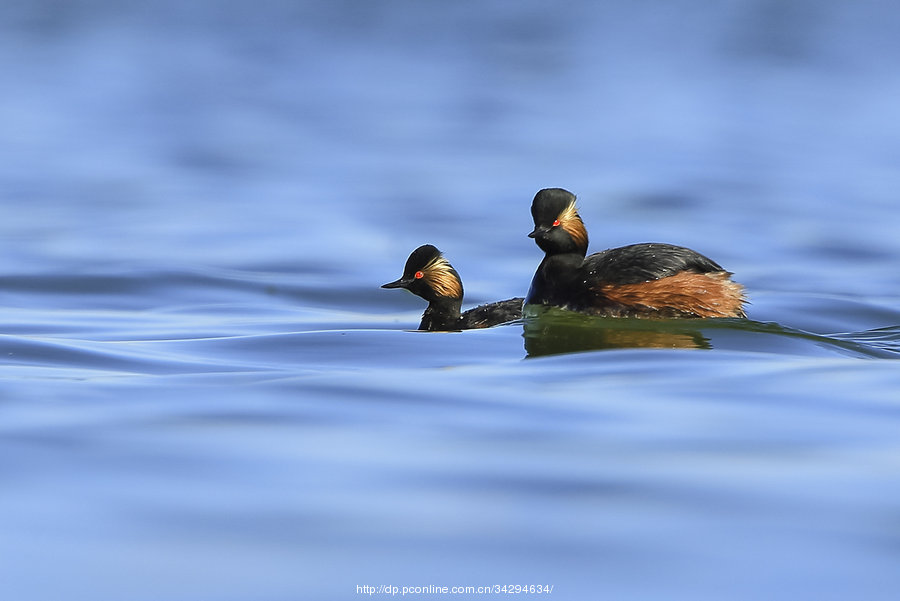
[
  {"left": 381, "top": 277, "right": 410, "bottom": 289},
  {"left": 528, "top": 225, "right": 548, "bottom": 239}
]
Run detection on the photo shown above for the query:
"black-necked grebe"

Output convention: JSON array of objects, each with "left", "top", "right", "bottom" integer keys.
[
  {"left": 383, "top": 244, "right": 524, "bottom": 331},
  {"left": 525, "top": 188, "right": 747, "bottom": 318}
]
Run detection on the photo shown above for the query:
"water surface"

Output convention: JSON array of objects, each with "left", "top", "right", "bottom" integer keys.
[{"left": 2, "top": 2, "right": 900, "bottom": 600}]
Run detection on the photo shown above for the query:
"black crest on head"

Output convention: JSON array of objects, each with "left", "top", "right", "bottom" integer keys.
[
  {"left": 528, "top": 188, "right": 588, "bottom": 255},
  {"left": 403, "top": 244, "right": 442, "bottom": 276},
  {"left": 531, "top": 188, "right": 577, "bottom": 227}
]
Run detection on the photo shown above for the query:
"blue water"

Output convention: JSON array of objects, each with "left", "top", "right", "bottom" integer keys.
[{"left": 2, "top": 2, "right": 900, "bottom": 600}]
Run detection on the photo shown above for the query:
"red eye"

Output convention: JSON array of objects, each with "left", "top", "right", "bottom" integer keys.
[
  {"left": 552, "top": 219, "right": 561, "bottom": 227},
  {"left": 414, "top": 271, "right": 424, "bottom": 279}
]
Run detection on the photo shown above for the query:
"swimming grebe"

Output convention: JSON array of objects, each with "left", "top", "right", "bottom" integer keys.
[
  {"left": 525, "top": 188, "right": 747, "bottom": 318},
  {"left": 383, "top": 244, "right": 524, "bottom": 331}
]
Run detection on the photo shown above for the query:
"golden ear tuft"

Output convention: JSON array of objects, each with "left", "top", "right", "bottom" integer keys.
[
  {"left": 423, "top": 255, "right": 462, "bottom": 298},
  {"left": 559, "top": 200, "right": 588, "bottom": 250}
]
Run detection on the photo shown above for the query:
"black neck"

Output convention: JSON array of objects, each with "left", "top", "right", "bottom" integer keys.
[
  {"left": 418, "top": 297, "right": 463, "bottom": 331},
  {"left": 525, "top": 252, "right": 585, "bottom": 307}
]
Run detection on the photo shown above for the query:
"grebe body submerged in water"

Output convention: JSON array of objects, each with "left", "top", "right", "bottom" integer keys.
[
  {"left": 383, "top": 244, "right": 524, "bottom": 331},
  {"left": 526, "top": 188, "right": 747, "bottom": 319}
]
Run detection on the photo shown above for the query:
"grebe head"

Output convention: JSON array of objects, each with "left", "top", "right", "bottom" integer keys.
[
  {"left": 382, "top": 244, "right": 463, "bottom": 303},
  {"left": 528, "top": 188, "right": 588, "bottom": 256}
]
